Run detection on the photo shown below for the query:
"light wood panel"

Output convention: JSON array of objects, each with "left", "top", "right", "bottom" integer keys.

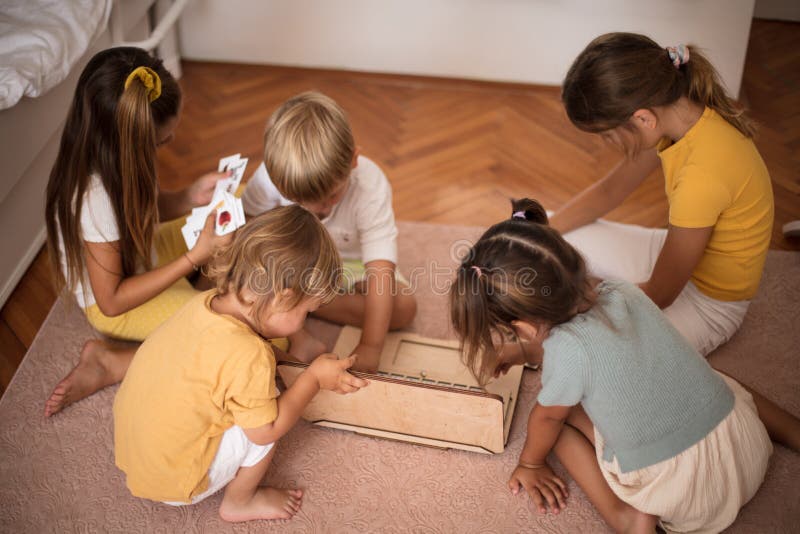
[{"left": 277, "top": 326, "right": 524, "bottom": 454}]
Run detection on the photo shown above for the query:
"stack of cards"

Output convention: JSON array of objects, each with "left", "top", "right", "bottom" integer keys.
[{"left": 181, "top": 154, "right": 249, "bottom": 249}]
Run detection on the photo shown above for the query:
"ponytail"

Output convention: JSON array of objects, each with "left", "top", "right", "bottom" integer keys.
[
  {"left": 510, "top": 198, "right": 548, "bottom": 224},
  {"left": 562, "top": 32, "right": 755, "bottom": 141},
  {"left": 683, "top": 46, "right": 755, "bottom": 137},
  {"left": 117, "top": 79, "right": 159, "bottom": 273},
  {"left": 450, "top": 198, "right": 589, "bottom": 384}
]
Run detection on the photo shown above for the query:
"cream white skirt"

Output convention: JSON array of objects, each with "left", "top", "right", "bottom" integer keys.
[{"left": 595, "top": 373, "right": 772, "bottom": 533}]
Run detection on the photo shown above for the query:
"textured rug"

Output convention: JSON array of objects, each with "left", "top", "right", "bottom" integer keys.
[{"left": 1, "top": 221, "right": 798, "bottom": 533}]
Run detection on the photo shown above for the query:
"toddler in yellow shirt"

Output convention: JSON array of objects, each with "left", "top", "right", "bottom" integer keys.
[{"left": 113, "top": 205, "right": 368, "bottom": 522}]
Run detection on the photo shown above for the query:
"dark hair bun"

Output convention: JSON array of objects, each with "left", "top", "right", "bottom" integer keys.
[{"left": 510, "top": 198, "right": 548, "bottom": 225}]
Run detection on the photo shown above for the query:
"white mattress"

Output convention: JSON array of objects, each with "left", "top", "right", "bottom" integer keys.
[{"left": 0, "top": 0, "right": 112, "bottom": 110}]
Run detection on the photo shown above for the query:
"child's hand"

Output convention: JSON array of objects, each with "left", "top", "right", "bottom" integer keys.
[
  {"left": 191, "top": 211, "right": 234, "bottom": 265},
  {"left": 508, "top": 463, "right": 568, "bottom": 515},
  {"left": 308, "top": 354, "right": 369, "bottom": 394},
  {"left": 492, "top": 342, "right": 527, "bottom": 378},
  {"left": 187, "top": 171, "right": 230, "bottom": 207}
]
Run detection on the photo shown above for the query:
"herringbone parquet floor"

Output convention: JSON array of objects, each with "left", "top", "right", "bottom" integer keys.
[
  {"left": 1, "top": 19, "right": 798, "bottom": 397},
  {"left": 158, "top": 66, "right": 670, "bottom": 230}
]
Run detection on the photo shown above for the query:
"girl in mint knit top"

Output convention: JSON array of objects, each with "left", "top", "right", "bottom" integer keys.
[{"left": 450, "top": 199, "right": 799, "bottom": 533}]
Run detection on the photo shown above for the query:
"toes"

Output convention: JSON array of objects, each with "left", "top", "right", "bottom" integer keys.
[
  {"left": 44, "top": 391, "right": 67, "bottom": 416},
  {"left": 283, "top": 504, "right": 297, "bottom": 517}
]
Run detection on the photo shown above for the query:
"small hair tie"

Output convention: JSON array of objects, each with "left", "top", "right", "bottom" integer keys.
[
  {"left": 471, "top": 265, "right": 483, "bottom": 277},
  {"left": 666, "top": 44, "right": 690, "bottom": 69},
  {"left": 512, "top": 211, "right": 527, "bottom": 220},
  {"left": 125, "top": 66, "right": 161, "bottom": 102}
]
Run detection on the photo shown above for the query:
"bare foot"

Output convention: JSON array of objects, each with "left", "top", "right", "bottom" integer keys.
[
  {"left": 219, "top": 487, "right": 303, "bottom": 522},
  {"left": 44, "top": 339, "right": 135, "bottom": 417},
  {"left": 288, "top": 329, "right": 326, "bottom": 363}
]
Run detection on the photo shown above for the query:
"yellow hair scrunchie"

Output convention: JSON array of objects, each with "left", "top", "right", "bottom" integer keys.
[{"left": 124, "top": 66, "right": 161, "bottom": 102}]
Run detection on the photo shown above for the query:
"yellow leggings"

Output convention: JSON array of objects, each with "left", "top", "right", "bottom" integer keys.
[
  {"left": 84, "top": 218, "right": 198, "bottom": 342},
  {"left": 84, "top": 217, "right": 290, "bottom": 351}
]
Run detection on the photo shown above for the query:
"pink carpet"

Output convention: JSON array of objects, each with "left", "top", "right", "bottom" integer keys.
[{"left": 1, "top": 221, "right": 798, "bottom": 532}]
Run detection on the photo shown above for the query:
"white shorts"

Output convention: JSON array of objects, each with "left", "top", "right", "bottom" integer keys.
[
  {"left": 563, "top": 219, "right": 750, "bottom": 356},
  {"left": 163, "top": 425, "right": 273, "bottom": 506}
]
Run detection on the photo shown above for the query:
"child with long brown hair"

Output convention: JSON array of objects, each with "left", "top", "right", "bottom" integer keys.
[
  {"left": 114, "top": 205, "right": 368, "bottom": 521},
  {"left": 44, "top": 47, "right": 231, "bottom": 416},
  {"left": 450, "top": 199, "right": 799, "bottom": 533},
  {"left": 552, "top": 33, "right": 773, "bottom": 357}
]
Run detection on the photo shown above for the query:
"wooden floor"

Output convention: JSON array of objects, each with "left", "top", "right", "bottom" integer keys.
[{"left": 1, "top": 19, "right": 798, "bottom": 398}]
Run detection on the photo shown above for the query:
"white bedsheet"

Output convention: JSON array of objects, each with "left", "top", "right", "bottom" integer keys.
[{"left": 0, "top": 0, "right": 112, "bottom": 110}]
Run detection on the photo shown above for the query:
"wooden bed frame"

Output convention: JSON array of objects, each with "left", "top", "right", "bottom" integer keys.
[{"left": 277, "top": 326, "right": 523, "bottom": 454}]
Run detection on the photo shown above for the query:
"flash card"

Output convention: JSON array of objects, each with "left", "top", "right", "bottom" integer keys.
[
  {"left": 181, "top": 220, "right": 203, "bottom": 249},
  {"left": 213, "top": 154, "right": 248, "bottom": 199},
  {"left": 217, "top": 153, "right": 242, "bottom": 172},
  {"left": 181, "top": 155, "right": 249, "bottom": 249},
  {"left": 214, "top": 192, "right": 244, "bottom": 236}
]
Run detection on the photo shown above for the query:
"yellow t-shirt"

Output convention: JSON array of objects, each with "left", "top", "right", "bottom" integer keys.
[
  {"left": 658, "top": 108, "right": 774, "bottom": 301},
  {"left": 113, "top": 290, "right": 278, "bottom": 503}
]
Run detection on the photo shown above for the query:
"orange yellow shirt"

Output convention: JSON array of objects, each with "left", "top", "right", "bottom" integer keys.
[
  {"left": 114, "top": 290, "right": 278, "bottom": 503},
  {"left": 658, "top": 108, "right": 774, "bottom": 301}
]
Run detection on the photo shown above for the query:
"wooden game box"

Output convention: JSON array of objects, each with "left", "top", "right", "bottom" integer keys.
[{"left": 277, "top": 326, "right": 523, "bottom": 454}]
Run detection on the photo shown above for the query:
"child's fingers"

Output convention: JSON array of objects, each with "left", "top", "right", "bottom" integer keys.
[
  {"left": 204, "top": 211, "right": 216, "bottom": 229},
  {"left": 343, "top": 373, "right": 369, "bottom": 389},
  {"left": 508, "top": 476, "right": 521, "bottom": 495},
  {"left": 552, "top": 475, "right": 568, "bottom": 496},
  {"left": 523, "top": 483, "right": 547, "bottom": 514},
  {"left": 339, "top": 354, "right": 358, "bottom": 369},
  {"left": 335, "top": 383, "right": 358, "bottom": 394},
  {"left": 547, "top": 480, "right": 567, "bottom": 510},
  {"left": 539, "top": 483, "right": 561, "bottom": 513}
]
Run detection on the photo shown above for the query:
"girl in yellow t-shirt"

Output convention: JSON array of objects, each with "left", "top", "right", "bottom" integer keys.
[
  {"left": 114, "top": 205, "right": 368, "bottom": 520},
  {"left": 551, "top": 32, "right": 773, "bottom": 356}
]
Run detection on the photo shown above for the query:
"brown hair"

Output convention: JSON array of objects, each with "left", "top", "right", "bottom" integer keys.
[
  {"left": 263, "top": 91, "right": 355, "bottom": 203},
  {"left": 45, "top": 47, "right": 181, "bottom": 299},
  {"left": 449, "top": 199, "right": 589, "bottom": 384},
  {"left": 207, "top": 205, "right": 342, "bottom": 322},
  {"left": 562, "top": 32, "right": 755, "bottom": 150}
]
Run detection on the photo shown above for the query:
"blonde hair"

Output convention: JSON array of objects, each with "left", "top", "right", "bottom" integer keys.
[
  {"left": 562, "top": 33, "right": 755, "bottom": 156},
  {"left": 263, "top": 91, "right": 355, "bottom": 203},
  {"left": 207, "top": 205, "right": 342, "bottom": 321}
]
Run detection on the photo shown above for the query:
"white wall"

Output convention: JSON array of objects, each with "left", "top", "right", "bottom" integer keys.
[{"left": 179, "top": 0, "right": 755, "bottom": 96}]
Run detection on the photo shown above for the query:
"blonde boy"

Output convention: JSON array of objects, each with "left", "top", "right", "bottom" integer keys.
[{"left": 242, "top": 91, "right": 416, "bottom": 371}]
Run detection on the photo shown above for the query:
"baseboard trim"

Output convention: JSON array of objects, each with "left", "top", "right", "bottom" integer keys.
[{"left": 0, "top": 226, "right": 46, "bottom": 309}]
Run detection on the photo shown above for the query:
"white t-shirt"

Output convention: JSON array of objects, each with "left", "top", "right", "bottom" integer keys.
[
  {"left": 58, "top": 174, "right": 120, "bottom": 308},
  {"left": 241, "top": 155, "right": 398, "bottom": 264}
]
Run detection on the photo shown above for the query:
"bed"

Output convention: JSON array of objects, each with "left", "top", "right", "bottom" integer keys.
[{"left": 0, "top": 0, "right": 187, "bottom": 307}]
